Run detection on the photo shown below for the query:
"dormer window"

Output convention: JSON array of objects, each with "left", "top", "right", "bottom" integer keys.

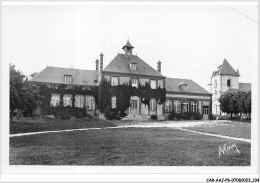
[
  {"left": 83, "top": 79, "right": 88, "bottom": 85},
  {"left": 179, "top": 82, "right": 188, "bottom": 92},
  {"left": 64, "top": 75, "right": 72, "bottom": 83},
  {"left": 129, "top": 63, "right": 137, "bottom": 70}
]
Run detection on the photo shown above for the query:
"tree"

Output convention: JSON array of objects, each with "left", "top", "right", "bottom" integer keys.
[
  {"left": 219, "top": 92, "right": 234, "bottom": 118},
  {"left": 219, "top": 91, "right": 251, "bottom": 119},
  {"left": 10, "top": 64, "right": 40, "bottom": 119}
]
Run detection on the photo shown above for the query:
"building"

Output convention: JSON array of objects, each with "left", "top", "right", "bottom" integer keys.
[
  {"left": 207, "top": 59, "right": 251, "bottom": 115},
  {"left": 31, "top": 40, "right": 212, "bottom": 120}
]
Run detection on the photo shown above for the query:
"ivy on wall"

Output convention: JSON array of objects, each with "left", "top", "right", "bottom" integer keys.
[
  {"left": 37, "top": 83, "right": 98, "bottom": 118},
  {"left": 36, "top": 79, "right": 166, "bottom": 117},
  {"left": 99, "top": 80, "right": 166, "bottom": 115}
]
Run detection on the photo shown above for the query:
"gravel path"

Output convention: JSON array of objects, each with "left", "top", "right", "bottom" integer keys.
[{"left": 9, "top": 120, "right": 250, "bottom": 143}]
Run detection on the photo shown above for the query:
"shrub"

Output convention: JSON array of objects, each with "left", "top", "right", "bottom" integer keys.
[
  {"left": 119, "top": 111, "right": 127, "bottom": 118},
  {"left": 168, "top": 111, "right": 175, "bottom": 120},
  {"left": 104, "top": 107, "right": 120, "bottom": 120},
  {"left": 45, "top": 106, "right": 88, "bottom": 120},
  {"left": 151, "top": 114, "right": 157, "bottom": 120}
]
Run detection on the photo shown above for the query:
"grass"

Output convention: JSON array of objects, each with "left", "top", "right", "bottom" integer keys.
[
  {"left": 10, "top": 127, "right": 251, "bottom": 166},
  {"left": 10, "top": 117, "right": 117, "bottom": 134},
  {"left": 184, "top": 121, "right": 251, "bottom": 139}
]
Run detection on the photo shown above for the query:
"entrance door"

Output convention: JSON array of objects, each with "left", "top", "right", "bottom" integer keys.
[
  {"left": 130, "top": 100, "right": 138, "bottom": 115},
  {"left": 203, "top": 106, "right": 209, "bottom": 120}
]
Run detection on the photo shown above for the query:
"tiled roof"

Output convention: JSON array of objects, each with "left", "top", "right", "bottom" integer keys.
[
  {"left": 239, "top": 83, "right": 251, "bottom": 91},
  {"left": 225, "top": 83, "right": 251, "bottom": 93},
  {"left": 103, "top": 53, "right": 165, "bottom": 78},
  {"left": 219, "top": 59, "right": 239, "bottom": 76},
  {"left": 30, "top": 66, "right": 99, "bottom": 86},
  {"left": 165, "top": 78, "right": 211, "bottom": 95}
]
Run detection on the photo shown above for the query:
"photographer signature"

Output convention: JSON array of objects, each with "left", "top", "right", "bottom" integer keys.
[{"left": 219, "top": 143, "right": 240, "bottom": 156}]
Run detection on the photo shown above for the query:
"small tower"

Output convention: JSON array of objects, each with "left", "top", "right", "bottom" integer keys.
[
  {"left": 210, "top": 58, "right": 240, "bottom": 115},
  {"left": 122, "top": 40, "right": 134, "bottom": 57}
]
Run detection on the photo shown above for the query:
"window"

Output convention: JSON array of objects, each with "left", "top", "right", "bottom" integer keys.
[
  {"left": 111, "top": 77, "right": 119, "bottom": 86},
  {"left": 129, "top": 63, "right": 137, "bottom": 70},
  {"left": 227, "top": 79, "right": 231, "bottom": 87},
  {"left": 64, "top": 75, "right": 72, "bottom": 83},
  {"left": 85, "top": 96, "right": 95, "bottom": 110},
  {"left": 214, "top": 90, "right": 217, "bottom": 100},
  {"left": 182, "top": 101, "right": 189, "bottom": 112},
  {"left": 150, "top": 99, "right": 156, "bottom": 111},
  {"left": 83, "top": 79, "right": 88, "bottom": 85},
  {"left": 165, "top": 100, "right": 172, "bottom": 113},
  {"left": 111, "top": 96, "right": 117, "bottom": 109},
  {"left": 191, "top": 101, "right": 197, "bottom": 113},
  {"left": 174, "top": 100, "right": 181, "bottom": 113},
  {"left": 63, "top": 94, "right": 72, "bottom": 107},
  {"left": 214, "top": 80, "right": 217, "bottom": 88},
  {"left": 131, "top": 78, "right": 138, "bottom": 88},
  {"left": 75, "top": 95, "right": 84, "bottom": 108},
  {"left": 130, "top": 100, "right": 138, "bottom": 109},
  {"left": 151, "top": 80, "right": 156, "bottom": 89},
  {"left": 50, "top": 94, "right": 60, "bottom": 107}
]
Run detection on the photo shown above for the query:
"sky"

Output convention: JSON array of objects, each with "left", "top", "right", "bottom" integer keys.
[{"left": 2, "top": 4, "right": 258, "bottom": 90}]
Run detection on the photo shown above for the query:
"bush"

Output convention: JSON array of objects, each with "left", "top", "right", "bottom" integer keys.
[
  {"left": 168, "top": 111, "right": 202, "bottom": 120},
  {"left": 168, "top": 111, "right": 175, "bottom": 120},
  {"left": 151, "top": 114, "right": 157, "bottom": 120},
  {"left": 45, "top": 106, "right": 89, "bottom": 120},
  {"left": 104, "top": 107, "right": 120, "bottom": 120}
]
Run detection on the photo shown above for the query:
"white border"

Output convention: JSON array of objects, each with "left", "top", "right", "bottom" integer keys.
[{"left": 1, "top": 0, "right": 259, "bottom": 182}]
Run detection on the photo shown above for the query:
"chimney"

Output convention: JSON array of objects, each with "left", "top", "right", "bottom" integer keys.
[
  {"left": 157, "top": 60, "right": 161, "bottom": 73},
  {"left": 100, "top": 52, "right": 103, "bottom": 71},
  {"left": 95, "top": 59, "right": 99, "bottom": 71}
]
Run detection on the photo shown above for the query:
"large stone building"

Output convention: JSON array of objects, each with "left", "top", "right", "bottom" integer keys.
[
  {"left": 208, "top": 59, "right": 251, "bottom": 115},
  {"left": 31, "top": 40, "right": 212, "bottom": 119}
]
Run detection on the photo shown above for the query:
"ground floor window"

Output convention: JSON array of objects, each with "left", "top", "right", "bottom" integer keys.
[
  {"left": 50, "top": 94, "right": 60, "bottom": 107},
  {"left": 86, "top": 96, "right": 95, "bottom": 110},
  {"left": 165, "top": 100, "right": 172, "bottom": 112},
  {"left": 150, "top": 98, "right": 156, "bottom": 111},
  {"left": 191, "top": 101, "right": 197, "bottom": 113},
  {"left": 174, "top": 100, "right": 181, "bottom": 113},
  {"left": 111, "top": 96, "right": 117, "bottom": 109},
  {"left": 182, "top": 101, "right": 189, "bottom": 112},
  {"left": 130, "top": 100, "right": 138, "bottom": 109},
  {"left": 63, "top": 94, "right": 72, "bottom": 107},
  {"left": 75, "top": 95, "right": 84, "bottom": 108}
]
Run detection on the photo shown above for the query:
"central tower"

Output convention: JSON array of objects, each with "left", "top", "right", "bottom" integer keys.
[{"left": 122, "top": 40, "right": 134, "bottom": 57}]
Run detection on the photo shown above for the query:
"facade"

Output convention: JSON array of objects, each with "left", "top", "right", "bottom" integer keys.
[
  {"left": 31, "top": 40, "right": 212, "bottom": 119},
  {"left": 208, "top": 59, "right": 251, "bottom": 115}
]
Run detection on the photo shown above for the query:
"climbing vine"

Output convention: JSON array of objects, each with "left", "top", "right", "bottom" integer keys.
[
  {"left": 36, "top": 79, "right": 166, "bottom": 118},
  {"left": 99, "top": 79, "right": 166, "bottom": 115}
]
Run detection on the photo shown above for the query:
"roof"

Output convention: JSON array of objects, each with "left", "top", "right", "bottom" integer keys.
[
  {"left": 103, "top": 53, "right": 165, "bottom": 78},
  {"left": 165, "top": 78, "right": 211, "bottom": 95},
  {"left": 225, "top": 83, "right": 251, "bottom": 93},
  {"left": 122, "top": 40, "right": 134, "bottom": 49},
  {"left": 219, "top": 59, "right": 239, "bottom": 76},
  {"left": 30, "top": 66, "right": 99, "bottom": 86}
]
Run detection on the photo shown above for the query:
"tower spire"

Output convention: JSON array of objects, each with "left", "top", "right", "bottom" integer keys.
[{"left": 122, "top": 40, "right": 134, "bottom": 57}]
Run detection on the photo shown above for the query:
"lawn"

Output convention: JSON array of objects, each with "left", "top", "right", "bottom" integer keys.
[
  {"left": 10, "top": 117, "right": 117, "bottom": 134},
  {"left": 10, "top": 127, "right": 251, "bottom": 166},
  {"left": 184, "top": 121, "right": 251, "bottom": 139}
]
